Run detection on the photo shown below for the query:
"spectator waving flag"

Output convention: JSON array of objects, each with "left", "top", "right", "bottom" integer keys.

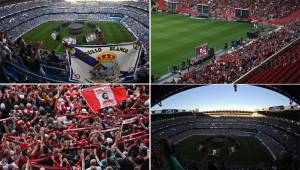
[{"left": 81, "top": 86, "right": 128, "bottom": 113}]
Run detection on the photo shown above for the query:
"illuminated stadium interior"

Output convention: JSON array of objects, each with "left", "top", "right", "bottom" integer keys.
[{"left": 151, "top": 85, "right": 300, "bottom": 170}]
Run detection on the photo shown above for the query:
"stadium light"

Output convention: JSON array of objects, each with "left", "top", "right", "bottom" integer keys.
[
  {"left": 290, "top": 99, "right": 293, "bottom": 105},
  {"left": 158, "top": 102, "right": 162, "bottom": 107}
]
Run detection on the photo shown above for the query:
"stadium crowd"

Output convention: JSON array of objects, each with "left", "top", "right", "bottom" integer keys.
[
  {"left": 177, "top": 18, "right": 300, "bottom": 84},
  {"left": 0, "top": 4, "right": 148, "bottom": 42},
  {"left": 152, "top": 112, "right": 300, "bottom": 170},
  {"left": 0, "top": 0, "right": 149, "bottom": 83},
  {"left": 0, "top": 84, "right": 149, "bottom": 170},
  {"left": 1, "top": 29, "right": 74, "bottom": 82},
  {"left": 174, "top": 0, "right": 300, "bottom": 21},
  {"left": 0, "top": 0, "right": 48, "bottom": 17},
  {"left": 123, "top": 1, "right": 148, "bottom": 11}
]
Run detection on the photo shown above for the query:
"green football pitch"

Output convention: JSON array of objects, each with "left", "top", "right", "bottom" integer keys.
[
  {"left": 175, "top": 135, "right": 273, "bottom": 166},
  {"left": 23, "top": 21, "right": 134, "bottom": 52},
  {"left": 151, "top": 12, "right": 252, "bottom": 77}
]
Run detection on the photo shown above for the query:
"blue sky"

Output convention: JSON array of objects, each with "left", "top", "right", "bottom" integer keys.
[{"left": 152, "top": 85, "right": 293, "bottom": 111}]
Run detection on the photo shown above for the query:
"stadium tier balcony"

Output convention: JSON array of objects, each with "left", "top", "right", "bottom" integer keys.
[
  {"left": 155, "top": 0, "right": 300, "bottom": 22},
  {"left": 237, "top": 40, "right": 300, "bottom": 84}
]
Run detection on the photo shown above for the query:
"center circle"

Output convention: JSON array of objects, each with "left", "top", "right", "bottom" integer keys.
[
  {"left": 197, "top": 136, "right": 239, "bottom": 157},
  {"left": 68, "top": 22, "right": 84, "bottom": 34}
]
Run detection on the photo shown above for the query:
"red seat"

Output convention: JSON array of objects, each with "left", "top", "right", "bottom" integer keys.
[{"left": 246, "top": 43, "right": 300, "bottom": 84}]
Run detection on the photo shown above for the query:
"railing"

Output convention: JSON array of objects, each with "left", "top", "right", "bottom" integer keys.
[{"left": 1, "top": 59, "right": 70, "bottom": 83}]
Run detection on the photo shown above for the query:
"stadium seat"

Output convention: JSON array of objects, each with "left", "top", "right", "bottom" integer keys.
[{"left": 245, "top": 43, "right": 300, "bottom": 84}]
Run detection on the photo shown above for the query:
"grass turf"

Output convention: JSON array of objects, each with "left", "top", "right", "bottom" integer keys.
[
  {"left": 23, "top": 21, "right": 134, "bottom": 52},
  {"left": 175, "top": 135, "right": 273, "bottom": 166},
  {"left": 151, "top": 12, "right": 252, "bottom": 76}
]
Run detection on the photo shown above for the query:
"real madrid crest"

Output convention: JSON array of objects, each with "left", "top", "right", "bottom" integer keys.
[{"left": 90, "top": 52, "right": 120, "bottom": 82}]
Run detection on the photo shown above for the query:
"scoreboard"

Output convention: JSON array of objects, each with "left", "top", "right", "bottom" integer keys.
[
  {"left": 268, "top": 106, "right": 285, "bottom": 111},
  {"left": 235, "top": 8, "right": 249, "bottom": 18},
  {"left": 161, "top": 109, "right": 179, "bottom": 114},
  {"left": 197, "top": 4, "right": 209, "bottom": 17},
  {"left": 195, "top": 43, "right": 208, "bottom": 59},
  {"left": 166, "top": 0, "right": 178, "bottom": 12}
]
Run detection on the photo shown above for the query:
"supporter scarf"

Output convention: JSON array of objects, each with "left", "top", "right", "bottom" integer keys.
[
  {"left": 29, "top": 163, "right": 71, "bottom": 170},
  {"left": 122, "top": 116, "right": 139, "bottom": 125},
  {"left": 0, "top": 117, "right": 15, "bottom": 122}
]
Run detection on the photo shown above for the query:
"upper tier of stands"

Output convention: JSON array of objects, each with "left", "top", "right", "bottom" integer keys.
[
  {"left": 237, "top": 39, "right": 300, "bottom": 84},
  {"left": 157, "top": 0, "right": 300, "bottom": 22}
]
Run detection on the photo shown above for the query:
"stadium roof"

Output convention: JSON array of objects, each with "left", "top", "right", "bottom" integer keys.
[{"left": 151, "top": 85, "right": 300, "bottom": 107}]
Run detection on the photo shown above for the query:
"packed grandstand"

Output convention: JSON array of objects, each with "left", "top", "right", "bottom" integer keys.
[
  {"left": 0, "top": 84, "right": 149, "bottom": 170},
  {"left": 0, "top": 0, "right": 149, "bottom": 83},
  {"left": 151, "top": 85, "right": 300, "bottom": 170},
  {"left": 152, "top": 0, "right": 300, "bottom": 84},
  {"left": 152, "top": 111, "right": 300, "bottom": 170}
]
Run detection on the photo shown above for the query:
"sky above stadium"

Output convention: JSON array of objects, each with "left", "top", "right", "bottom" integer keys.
[{"left": 152, "top": 85, "right": 293, "bottom": 111}]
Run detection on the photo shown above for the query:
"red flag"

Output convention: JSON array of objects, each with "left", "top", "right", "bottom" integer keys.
[{"left": 81, "top": 86, "right": 128, "bottom": 113}]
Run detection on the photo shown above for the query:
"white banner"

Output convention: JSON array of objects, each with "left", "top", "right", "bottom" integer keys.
[
  {"left": 66, "top": 41, "right": 142, "bottom": 83},
  {"left": 93, "top": 86, "right": 117, "bottom": 108}
]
